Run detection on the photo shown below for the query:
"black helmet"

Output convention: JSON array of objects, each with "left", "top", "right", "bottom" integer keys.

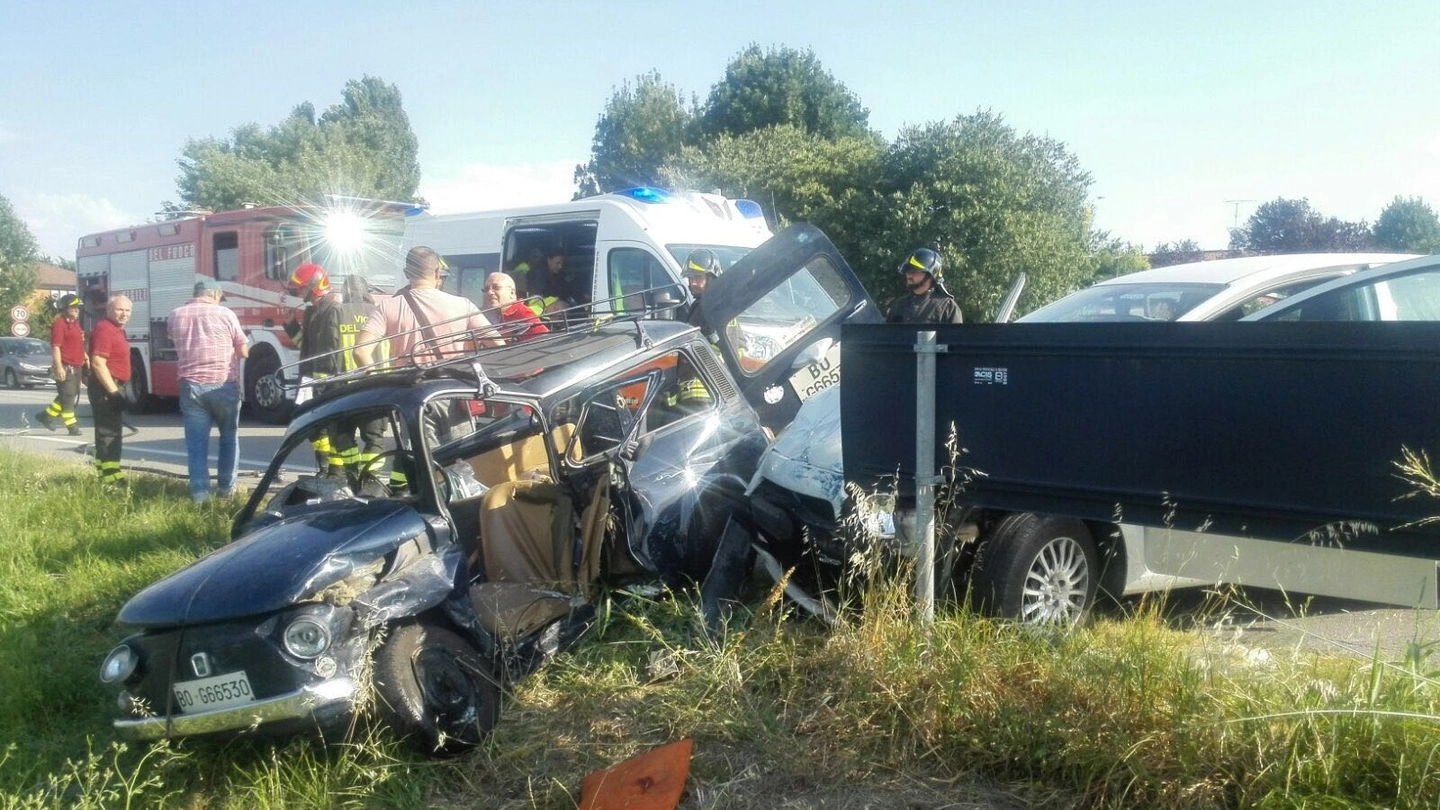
[
  {"left": 58, "top": 293, "right": 83, "bottom": 310},
  {"left": 898, "top": 248, "right": 943, "bottom": 281},
  {"left": 684, "top": 248, "right": 722, "bottom": 280}
]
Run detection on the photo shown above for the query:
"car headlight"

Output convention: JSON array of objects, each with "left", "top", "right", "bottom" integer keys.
[
  {"left": 855, "top": 492, "right": 898, "bottom": 541},
  {"left": 282, "top": 618, "right": 332, "bottom": 659},
  {"left": 100, "top": 645, "right": 139, "bottom": 684}
]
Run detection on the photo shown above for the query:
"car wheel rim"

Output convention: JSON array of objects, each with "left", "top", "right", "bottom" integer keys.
[
  {"left": 1020, "top": 535, "right": 1090, "bottom": 625},
  {"left": 415, "top": 648, "right": 484, "bottom": 741},
  {"left": 254, "top": 372, "right": 284, "bottom": 409}
]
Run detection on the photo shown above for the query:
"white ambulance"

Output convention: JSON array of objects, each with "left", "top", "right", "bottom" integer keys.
[{"left": 402, "top": 187, "right": 772, "bottom": 316}]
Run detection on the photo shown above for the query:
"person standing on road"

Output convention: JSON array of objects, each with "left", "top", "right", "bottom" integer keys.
[
  {"left": 38, "top": 294, "right": 88, "bottom": 436},
  {"left": 886, "top": 248, "right": 963, "bottom": 325},
  {"left": 352, "top": 246, "right": 501, "bottom": 369},
  {"left": 86, "top": 295, "right": 132, "bottom": 485},
  {"left": 168, "top": 280, "right": 250, "bottom": 503}
]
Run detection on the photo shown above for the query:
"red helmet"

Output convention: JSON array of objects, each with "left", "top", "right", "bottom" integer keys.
[{"left": 289, "top": 263, "right": 330, "bottom": 299}]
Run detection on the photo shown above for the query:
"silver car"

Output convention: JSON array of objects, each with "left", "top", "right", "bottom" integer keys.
[
  {"left": 0, "top": 336, "right": 52, "bottom": 389},
  {"left": 1241, "top": 253, "right": 1440, "bottom": 321},
  {"left": 1019, "top": 252, "right": 1417, "bottom": 323}
]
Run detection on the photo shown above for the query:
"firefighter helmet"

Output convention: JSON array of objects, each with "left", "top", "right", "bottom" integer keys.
[
  {"left": 684, "top": 249, "right": 723, "bottom": 280},
  {"left": 58, "top": 294, "right": 83, "bottom": 310},
  {"left": 289, "top": 263, "right": 330, "bottom": 300},
  {"left": 898, "top": 248, "right": 943, "bottom": 282}
]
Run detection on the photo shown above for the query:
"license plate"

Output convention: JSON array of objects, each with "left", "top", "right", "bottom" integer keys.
[
  {"left": 789, "top": 343, "right": 842, "bottom": 401},
  {"left": 173, "top": 670, "right": 255, "bottom": 712}
]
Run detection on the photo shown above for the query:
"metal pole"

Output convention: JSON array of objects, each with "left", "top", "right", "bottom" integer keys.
[{"left": 914, "top": 330, "right": 938, "bottom": 624}]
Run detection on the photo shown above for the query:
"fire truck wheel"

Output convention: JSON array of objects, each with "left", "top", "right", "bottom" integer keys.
[
  {"left": 245, "top": 352, "right": 293, "bottom": 424},
  {"left": 123, "top": 356, "right": 156, "bottom": 413}
]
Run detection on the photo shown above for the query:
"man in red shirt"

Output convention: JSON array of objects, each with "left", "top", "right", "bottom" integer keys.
[
  {"left": 37, "top": 294, "right": 87, "bottom": 436},
  {"left": 482, "top": 272, "right": 549, "bottom": 341},
  {"left": 86, "top": 295, "right": 133, "bottom": 484}
]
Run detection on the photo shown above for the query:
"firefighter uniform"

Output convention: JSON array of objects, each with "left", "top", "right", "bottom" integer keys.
[{"left": 40, "top": 300, "right": 87, "bottom": 435}]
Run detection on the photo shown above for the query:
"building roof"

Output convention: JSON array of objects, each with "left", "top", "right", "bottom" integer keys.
[{"left": 33, "top": 262, "right": 76, "bottom": 291}]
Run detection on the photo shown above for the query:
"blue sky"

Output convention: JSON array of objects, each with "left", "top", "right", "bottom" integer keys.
[{"left": 3, "top": 0, "right": 1438, "bottom": 261}]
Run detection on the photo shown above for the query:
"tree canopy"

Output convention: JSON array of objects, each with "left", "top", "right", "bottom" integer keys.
[
  {"left": 1372, "top": 196, "right": 1440, "bottom": 253},
  {"left": 1150, "top": 239, "right": 1206, "bottom": 268},
  {"left": 1229, "top": 198, "right": 1372, "bottom": 253},
  {"left": 696, "top": 44, "right": 871, "bottom": 142},
  {"left": 167, "top": 76, "right": 420, "bottom": 214},
  {"left": 575, "top": 72, "right": 696, "bottom": 198},
  {"left": 580, "top": 52, "right": 1104, "bottom": 319},
  {"left": 0, "top": 193, "right": 40, "bottom": 317}
]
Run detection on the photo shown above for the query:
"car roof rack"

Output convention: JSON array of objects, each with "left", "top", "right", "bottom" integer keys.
[{"left": 275, "top": 286, "right": 691, "bottom": 402}]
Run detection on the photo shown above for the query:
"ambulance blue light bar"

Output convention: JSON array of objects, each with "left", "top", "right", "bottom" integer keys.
[
  {"left": 734, "top": 199, "right": 764, "bottom": 219},
  {"left": 617, "top": 187, "right": 674, "bottom": 204}
]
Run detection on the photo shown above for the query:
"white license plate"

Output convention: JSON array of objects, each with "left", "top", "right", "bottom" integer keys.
[
  {"left": 173, "top": 670, "right": 256, "bottom": 713},
  {"left": 789, "top": 343, "right": 842, "bottom": 401}
]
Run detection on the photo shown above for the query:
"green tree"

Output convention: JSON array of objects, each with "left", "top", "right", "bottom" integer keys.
[
  {"left": 1092, "top": 233, "right": 1150, "bottom": 280},
  {"left": 0, "top": 193, "right": 40, "bottom": 317},
  {"left": 167, "top": 76, "right": 420, "bottom": 213},
  {"left": 661, "top": 124, "right": 886, "bottom": 260},
  {"left": 575, "top": 71, "right": 697, "bottom": 197},
  {"left": 1229, "top": 197, "right": 1372, "bottom": 252},
  {"left": 1372, "top": 195, "right": 1440, "bottom": 252},
  {"left": 1150, "top": 239, "right": 1205, "bottom": 268},
  {"left": 870, "top": 111, "right": 1098, "bottom": 320},
  {"left": 696, "top": 44, "right": 871, "bottom": 142}
]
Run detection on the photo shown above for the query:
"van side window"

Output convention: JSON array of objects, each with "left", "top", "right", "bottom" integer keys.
[{"left": 607, "top": 248, "right": 667, "bottom": 315}]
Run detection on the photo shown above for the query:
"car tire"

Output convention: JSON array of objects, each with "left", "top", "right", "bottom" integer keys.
[
  {"left": 970, "top": 513, "right": 1097, "bottom": 626},
  {"left": 372, "top": 622, "right": 500, "bottom": 757},
  {"left": 244, "top": 351, "right": 293, "bottom": 424},
  {"left": 3, "top": 368, "right": 17, "bottom": 389}
]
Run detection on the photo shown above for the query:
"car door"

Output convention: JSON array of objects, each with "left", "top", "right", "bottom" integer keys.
[{"left": 700, "top": 223, "right": 880, "bottom": 431}]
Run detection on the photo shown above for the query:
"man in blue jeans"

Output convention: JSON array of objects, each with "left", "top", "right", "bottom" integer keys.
[{"left": 167, "top": 280, "right": 251, "bottom": 502}]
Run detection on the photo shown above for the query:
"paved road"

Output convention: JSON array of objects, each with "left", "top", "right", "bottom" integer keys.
[{"left": 0, "top": 386, "right": 286, "bottom": 486}]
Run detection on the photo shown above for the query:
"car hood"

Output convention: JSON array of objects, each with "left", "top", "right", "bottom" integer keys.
[
  {"left": 117, "top": 500, "right": 429, "bottom": 628},
  {"left": 751, "top": 384, "right": 846, "bottom": 515}
]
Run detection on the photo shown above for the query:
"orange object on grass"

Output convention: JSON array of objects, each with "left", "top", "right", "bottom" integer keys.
[{"left": 578, "top": 738, "right": 693, "bottom": 810}]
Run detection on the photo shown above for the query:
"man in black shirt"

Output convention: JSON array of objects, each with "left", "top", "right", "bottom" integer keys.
[{"left": 886, "top": 248, "right": 963, "bottom": 324}]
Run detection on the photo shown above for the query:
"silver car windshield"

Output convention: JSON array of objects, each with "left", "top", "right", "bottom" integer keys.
[{"left": 1019, "top": 282, "right": 1226, "bottom": 322}]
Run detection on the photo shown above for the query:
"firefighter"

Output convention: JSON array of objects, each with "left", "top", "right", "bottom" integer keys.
[
  {"left": 283, "top": 263, "right": 345, "bottom": 475},
  {"left": 327, "top": 274, "right": 387, "bottom": 490},
  {"left": 37, "top": 294, "right": 88, "bottom": 436},
  {"left": 886, "top": 247, "right": 963, "bottom": 324},
  {"left": 683, "top": 248, "right": 723, "bottom": 340}
]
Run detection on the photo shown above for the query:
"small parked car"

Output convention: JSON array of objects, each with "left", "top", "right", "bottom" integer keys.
[
  {"left": 1017, "top": 252, "right": 1416, "bottom": 324},
  {"left": 0, "top": 336, "right": 52, "bottom": 388},
  {"left": 96, "top": 226, "right": 869, "bottom": 755},
  {"left": 1240, "top": 252, "right": 1440, "bottom": 322}
]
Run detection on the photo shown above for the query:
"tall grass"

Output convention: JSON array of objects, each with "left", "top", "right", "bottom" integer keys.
[{"left": 0, "top": 446, "right": 1436, "bottom": 808}]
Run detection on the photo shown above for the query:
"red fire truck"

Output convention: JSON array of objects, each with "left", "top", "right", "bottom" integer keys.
[{"left": 75, "top": 201, "right": 414, "bottom": 422}]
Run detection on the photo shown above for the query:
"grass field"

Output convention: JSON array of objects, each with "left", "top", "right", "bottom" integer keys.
[{"left": 0, "top": 447, "right": 1437, "bottom": 809}]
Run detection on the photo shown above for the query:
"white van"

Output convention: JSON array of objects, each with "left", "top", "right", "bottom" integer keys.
[{"left": 402, "top": 187, "right": 772, "bottom": 316}]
